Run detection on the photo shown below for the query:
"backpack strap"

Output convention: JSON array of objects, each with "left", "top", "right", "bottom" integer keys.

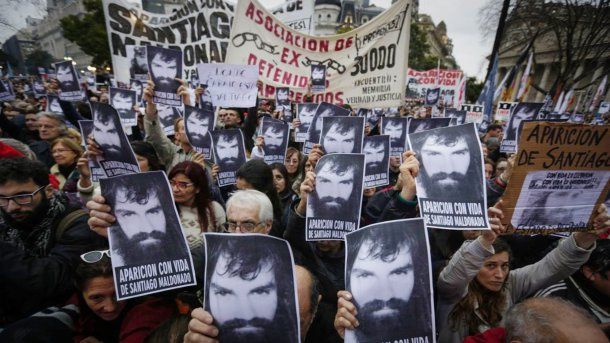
[{"left": 55, "top": 209, "right": 89, "bottom": 242}]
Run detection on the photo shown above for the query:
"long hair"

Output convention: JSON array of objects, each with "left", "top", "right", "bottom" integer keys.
[
  {"left": 270, "top": 163, "right": 290, "bottom": 194},
  {"left": 449, "top": 238, "right": 513, "bottom": 334},
  {"left": 285, "top": 147, "right": 303, "bottom": 179},
  {"left": 131, "top": 141, "right": 164, "bottom": 171},
  {"left": 236, "top": 159, "right": 283, "bottom": 220},
  {"left": 169, "top": 161, "right": 216, "bottom": 232}
]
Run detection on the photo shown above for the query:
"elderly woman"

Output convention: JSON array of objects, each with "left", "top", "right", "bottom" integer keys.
[{"left": 50, "top": 137, "right": 84, "bottom": 193}]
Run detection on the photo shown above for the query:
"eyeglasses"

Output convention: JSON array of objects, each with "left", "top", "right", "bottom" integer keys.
[
  {"left": 223, "top": 221, "right": 263, "bottom": 233},
  {"left": 80, "top": 250, "right": 111, "bottom": 263},
  {"left": 170, "top": 180, "right": 194, "bottom": 191},
  {"left": 0, "top": 185, "right": 47, "bottom": 208}
]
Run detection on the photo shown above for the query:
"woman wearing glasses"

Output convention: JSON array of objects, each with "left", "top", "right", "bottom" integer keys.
[{"left": 168, "top": 161, "right": 225, "bottom": 248}]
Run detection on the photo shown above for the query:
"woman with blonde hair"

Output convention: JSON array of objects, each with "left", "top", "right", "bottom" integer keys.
[{"left": 49, "top": 137, "right": 84, "bottom": 193}]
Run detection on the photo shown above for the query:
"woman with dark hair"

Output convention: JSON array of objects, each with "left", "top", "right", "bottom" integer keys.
[
  {"left": 284, "top": 147, "right": 302, "bottom": 188},
  {"left": 131, "top": 141, "right": 165, "bottom": 172},
  {"left": 169, "top": 161, "right": 225, "bottom": 248},
  {"left": 291, "top": 155, "right": 312, "bottom": 195},
  {"left": 270, "top": 163, "right": 297, "bottom": 223}
]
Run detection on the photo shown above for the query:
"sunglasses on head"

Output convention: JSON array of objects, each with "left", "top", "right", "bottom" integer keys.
[{"left": 80, "top": 249, "right": 111, "bottom": 263}]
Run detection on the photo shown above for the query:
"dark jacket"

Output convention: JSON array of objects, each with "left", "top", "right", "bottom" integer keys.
[
  {"left": 0, "top": 111, "right": 40, "bottom": 144},
  {"left": 29, "top": 140, "right": 54, "bottom": 168},
  {"left": 364, "top": 188, "right": 419, "bottom": 223}
]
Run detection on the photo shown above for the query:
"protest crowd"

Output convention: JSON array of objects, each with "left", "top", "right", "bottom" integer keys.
[{"left": 1, "top": 0, "right": 610, "bottom": 342}]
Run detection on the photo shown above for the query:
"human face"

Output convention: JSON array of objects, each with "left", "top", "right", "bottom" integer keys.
[
  {"left": 93, "top": 116, "right": 121, "bottom": 155},
  {"left": 298, "top": 106, "right": 316, "bottom": 126},
  {"left": 384, "top": 121, "right": 403, "bottom": 146},
  {"left": 112, "top": 93, "right": 132, "bottom": 116},
  {"left": 350, "top": 239, "right": 414, "bottom": 333},
  {"left": 316, "top": 240, "right": 341, "bottom": 254},
  {"left": 135, "top": 154, "right": 150, "bottom": 172},
  {"left": 216, "top": 136, "right": 240, "bottom": 167},
  {"left": 476, "top": 251, "right": 509, "bottom": 292},
  {"left": 363, "top": 142, "right": 385, "bottom": 170},
  {"left": 276, "top": 90, "right": 289, "bottom": 102},
  {"left": 323, "top": 125, "right": 355, "bottom": 153},
  {"left": 25, "top": 113, "right": 39, "bottom": 131},
  {"left": 171, "top": 173, "right": 197, "bottom": 207},
  {"left": 131, "top": 82, "right": 142, "bottom": 98},
  {"left": 187, "top": 114, "right": 211, "bottom": 141},
  {"left": 304, "top": 160, "right": 314, "bottom": 173},
  {"left": 285, "top": 153, "right": 299, "bottom": 174},
  {"left": 114, "top": 188, "right": 167, "bottom": 247},
  {"left": 52, "top": 142, "right": 78, "bottom": 167},
  {"left": 272, "top": 169, "right": 286, "bottom": 193},
  {"left": 223, "top": 110, "right": 241, "bottom": 127},
  {"left": 82, "top": 276, "right": 126, "bottom": 321},
  {"left": 226, "top": 202, "right": 269, "bottom": 234},
  {"left": 427, "top": 91, "right": 438, "bottom": 103},
  {"left": 264, "top": 127, "right": 284, "bottom": 150},
  {"left": 316, "top": 162, "right": 354, "bottom": 211},
  {"left": 510, "top": 107, "right": 534, "bottom": 134},
  {"left": 495, "top": 161, "right": 507, "bottom": 177},
  {"left": 218, "top": 109, "right": 228, "bottom": 124},
  {"left": 484, "top": 163, "right": 493, "bottom": 180},
  {"left": 421, "top": 136, "right": 470, "bottom": 192},
  {"left": 38, "top": 116, "right": 62, "bottom": 141},
  {"left": 134, "top": 47, "right": 147, "bottom": 69},
  {"left": 209, "top": 254, "right": 277, "bottom": 341},
  {"left": 312, "top": 67, "right": 324, "bottom": 81},
  {"left": 57, "top": 66, "right": 75, "bottom": 86},
  {"left": 0, "top": 180, "right": 51, "bottom": 224},
  {"left": 49, "top": 99, "right": 62, "bottom": 114},
  {"left": 151, "top": 53, "right": 178, "bottom": 86},
  {"left": 175, "top": 120, "right": 190, "bottom": 145},
  {"left": 545, "top": 190, "right": 588, "bottom": 224}
]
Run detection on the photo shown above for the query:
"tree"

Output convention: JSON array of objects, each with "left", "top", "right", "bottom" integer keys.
[
  {"left": 24, "top": 49, "right": 53, "bottom": 74},
  {"left": 466, "top": 77, "right": 484, "bottom": 103},
  {"left": 60, "top": 0, "right": 110, "bottom": 66},
  {"left": 408, "top": 21, "right": 438, "bottom": 70}
]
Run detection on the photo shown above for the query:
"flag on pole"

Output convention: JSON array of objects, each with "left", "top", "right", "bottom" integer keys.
[
  {"left": 455, "top": 76, "right": 467, "bottom": 109},
  {"left": 553, "top": 91, "right": 565, "bottom": 113},
  {"left": 589, "top": 75, "right": 607, "bottom": 113},
  {"left": 516, "top": 52, "right": 534, "bottom": 101},
  {"left": 559, "top": 87, "right": 574, "bottom": 114},
  {"left": 476, "top": 56, "right": 498, "bottom": 121}
]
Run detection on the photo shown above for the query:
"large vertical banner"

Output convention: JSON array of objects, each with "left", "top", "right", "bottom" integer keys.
[
  {"left": 102, "top": 0, "right": 234, "bottom": 84},
  {"left": 226, "top": 0, "right": 412, "bottom": 108}
]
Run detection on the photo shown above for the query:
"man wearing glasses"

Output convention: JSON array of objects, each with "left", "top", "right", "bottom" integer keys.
[{"left": 0, "top": 158, "right": 101, "bottom": 324}]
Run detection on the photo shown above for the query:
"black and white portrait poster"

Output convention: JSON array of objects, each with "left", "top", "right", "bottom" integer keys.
[
  {"left": 408, "top": 123, "right": 489, "bottom": 230},
  {"left": 92, "top": 102, "right": 140, "bottom": 177},
  {"left": 295, "top": 103, "right": 318, "bottom": 142},
  {"left": 126, "top": 45, "right": 148, "bottom": 81},
  {"left": 344, "top": 218, "right": 434, "bottom": 343},
  {"left": 408, "top": 118, "right": 452, "bottom": 134},
  {"left": 54, "top": 60, "right": 83, "bottom": 101},
  {"left": 212, "top": 129, "right": 247, "bottom": 187},
  {"left": 304, "top": 102, "right": 350, "bottom": 154},
  {"left": 101, "top": 171, "right": 196, "bottom": 300},
  {"left": 130, "top": 79, "right": 144, "bottom": 105},
  {"left": 281, "top": 107, "right": 294, "bottom": 125},
  {"left": 146, "top": 46, "right": 183, "bottom": 106},
  {"left": 0, "top": 80, "right": 15, "bottom": 101},
  {"left": 46, "top": 95, "right": 63, "bottom": 115},
  {"left": 260, "top": 117, "right": 289, "bottom": 165},
  {"left": 203, "top": 233, "right": 300, "bottom": 343},
  {"left": 320, "top": 116, "right": 364, "bottom": 154},
  {"left": 460, "top": 104, "right": 484, "bottom": 124},
  {"left": 32, "top": 78, "right": 47, "bottom": 97},
  {"left": 311, "top": 64, "right": 326, "bottom": 93},
  {"left": 109, "top": 87, "right": 137, "bottom": 127},
  {"left": 184, "top": 105, "right": 214, "bottom": 160},
  {"left": 500, "top": 102, "right": 544, "bottom": 153},
  {"left": 364, "top": 108, "right": 384, "bottom": 128},
  {"left": 380, "top": 117, "right": 409, "bottom": 158},
  {"left": 275, "top": 87, "right": 290, "bottom": 111},
  {"left": 157, "top": 105, "right": 182, "bottom": 136},
  {"left": 306, "top": 153, "right": 365, "bottom": 241},
  {"left": 445, "top": 108, "right": 466, "bottom": 126},
  {"left": 363, "top": 135, "right": 390, "bottom": 188},
  {"left": 77, "top": 120, "right": 105, "bottom": 182},
  {"left": 425, "top": 87, "right": 441, "bottom": 106}
]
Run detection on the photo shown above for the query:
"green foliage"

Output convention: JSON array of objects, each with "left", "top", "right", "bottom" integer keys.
[
  {"left": 408, "top": 21, "right": 437, "bottom": 70},
  {"left": 60, "top": 0, "right": 110, "bottom": 66},
  {"left": 466, "top": 76, "right": 484, "bottom": 103},
  {"left": 24, "top": 49, "right": 54, "bottom": 74}
]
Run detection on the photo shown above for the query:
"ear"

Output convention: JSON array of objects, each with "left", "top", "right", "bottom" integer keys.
[{"left": 263, "top": 220, "right": 273, "bottom": 234}]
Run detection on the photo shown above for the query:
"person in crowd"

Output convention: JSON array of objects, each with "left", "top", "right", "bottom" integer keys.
[
  {"left": 481, "top": 124, "right": 503, "bottom": 144},
  {"left": 168, "top": 161, "right": 226, "bottom": 247},
  {"left": 0, "top": 158, "right": 102, "bottom": 324},
  {"left": 30, "top": 112, "right": 68, "bottom": 167},
  {"left": 494, "top": 158, "right": 508, "bottom": 178},
  {"left": 0, "top": 105, "right": 40, "bottom": 144},
  {"left": 144, "top": 314, "right": 190, "bottom": 343},
  {"left": 270, "top": 163, "right": 297, "bottom": 224},
  {"left": 49, "top": 137, "right": 84, "bottom": 193},
  {"left": 484, "top": 157, "right": 495, "bottom": 180},
  {"left": 0, "top": 137, "right": 38, "bottom": 160},
  {"left": 285, "top": 147, "right": 303, "bottom": 188}
]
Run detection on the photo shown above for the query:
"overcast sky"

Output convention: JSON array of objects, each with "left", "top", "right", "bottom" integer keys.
[{"left": 1, "top": 0, "right": 492, "bottom": 80}]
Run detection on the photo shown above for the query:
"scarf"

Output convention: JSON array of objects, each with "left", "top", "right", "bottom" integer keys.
[{"left": 0, "top": 193, "right": 68, "bottom": 258}]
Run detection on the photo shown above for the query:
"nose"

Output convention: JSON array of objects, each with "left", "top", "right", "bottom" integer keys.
[
  {"left": 102, "top": 298, "right": 119, "bottom": 313},
  {"left": 6, "top": 199, "right": 22, "bottom": 213},
  {"left": 241, "top": 299, "right": 257, "bottom": 321},
  {"left": 376, "top": 280, "right": 394, "bottom": 302},
  {"left": 494, "top": 267, "right": 506, "bottom": 280}
]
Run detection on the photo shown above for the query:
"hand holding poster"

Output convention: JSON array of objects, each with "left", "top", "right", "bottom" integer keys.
[
  {"left": 320, "top": 116, "right": 364, "bottom": 153},
  {"left": 500, "top": 122, "right": 610, "bottom": 234},
  {"left": 408, "top": 123, "right": 489, "bottom": 230},
  {"left": 344, "top": 218, "right": 434, "bottom": 343},
  {"left": 203, "top": 233, "right": 300, "bottom": 343},
  {"left": 101, "top": 171, "right": 196, "bottom": 300},
  {"left": 500, "top": 102, "right": 544, "bottom": 153},
  {"left": 295, "top": 103, "right": 318, "bottom": 142},
  {"left": 184, "top": 105, "right": 214, "bottom": 160},
  {"left": 363, "top": 135, "right": 390, "bottom": 188},
  {"left": 381, "top": 117, "right": 408, "bottom": 157},
  {"left": 306, "top": 153, "right": 365, "bottom": 240},
  {"left": 54, "top": 60, "right": 84, "bottom": 101},
  {"left": 197, "top": 63, "right": 258, "bottom": 107},
  {"left": 147, "top": 46, "right": 183, "bottom": 106},
  {"left": 303, "top": 102, "right": 350, "bottom": 153},
  {"left": 212, "top": 129, "right": 247, "bottom": 187},
  {"left": 109, "top": 87, "right": 137, "bottom": 127},
  {"left": 260, "top": 117, "right": 289, "bottom": 165}
]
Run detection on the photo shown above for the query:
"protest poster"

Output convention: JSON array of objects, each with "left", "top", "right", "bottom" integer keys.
[
  {"left": 53, "top": 60, "right": 84, "bottom": 101},
  {"left": 295, "top": 103, "right": 318, "bottom": 142},
  {"left": 130, "top": 79, "right": 144, "bottom": 105},
  {"left": 344, "top": 218, "right": 434, "bottom": 343},
  {"left": 203, "top": 233, "right": 300, "bottom": 343},
  {"left": 271, "top": 0, "right": 314, "bottom": 34},
  {"left": 569, "top": 112, "right": 585, "bottom": 124},
  {"left": 275, "top": 87, "right": 291, "bottom": 110},
  {"left": 101, "top": 171, "right": 196, "bottom": 300},
  {"left": 212, "top": 129, "right": 247, "bottom": 187},
  {"left": 32, "top": 78, "right": 47, "bottom": 97},
  {"left": 306, "top": 153, "right": 365, "bottom": 240},
  {"left": 425, "top": 87, "right": 440, "bottom": 106},
  {"left": 500, "top": 122, "right": 610, "bottom": 234},
  {"left": 445, "top": 108, "right": 466, "bottom": 126},
  {"left": 303, "top": 102, "right": 350, "bottom": 153},
  {"left": 598, "top": 101, "right": 610, "bottom": 115},
  {"left": 226, "top": 0, "right": 412, "bottom": 108},
  {"left": 197, "top": 63, "right": 258, "bottom": 107},
  {"left": 311, "top": 64, "right": 326, "bottom": 93},
  {"left": 406, "top": 68, "right": 463, "bottom": 108},
  {"left": 408, "top": 123, "right": 489, "bottom": 230},
  {"left": 281, "top": 106, "right": 294, "bottom": 125},
  {"left": 361, "top": 108, "right": 384, "bottom": 128},
  {"left": 102, "top": 0, "right": 233, "bottom": 84},
  {"left": 109, "top": 87, "right": 137, "bottom": 127},
  {"left": 126, "top": 46, "right": 148, "bottom": 81},
  {"left": 184, "top": 105, "right": 214, "bottom": 160},
  {"left": 92, "top": 102, "right": 140, "bottom": 177},
  {"left": 460, "top": 104, "right": 484, "bottom": 124},
  {"left": 157, "top": 105, "right": 182, "bottom": 136},
  {"left": 500, "top": 102, "right": 544, "bottom": 154},
  {"left": 363, "top": 135, "right": 390, "bottom": 188},
  {"left": 77, "top": 120, "right": 105, "bottom": 182},
  {"left": 45, "top": 95, "right": 63, "bottom": 115},
  {"left": 495, "top": 102, "right": 517, "bottom": 122},
  {"left": 146, "top": 46, "right": 183, "bottom": 106},
  {"left": 408, "top": 118, "right": 452, "bottom": 134},
  {"left": 0, "top": 80, "right": 15, "bottom": 101},
  {"left": 260, "top": 117, "right": 289, "bottom": 165},
  {"left": 320, "top": 116, "right": 364, "bottom": 154},
  {"left": 381, "top": 117, "right": 408, "bottom": 157}
]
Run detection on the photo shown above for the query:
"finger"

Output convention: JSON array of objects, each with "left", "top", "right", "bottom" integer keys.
[
  {"left": 184, "top": 331, "right": 218, "bottom": 343},
  {"left": 337, "top": 307, "right": 359, "bottom": 326},
  {"left": 337, "top": 297, "right": 357, "bottom": 315},
  {"left": 335, "top": 316, "right": 357, "bottom": 330},
  {"left": 89, "top": 210, "right": 116, "bottom": 224}
]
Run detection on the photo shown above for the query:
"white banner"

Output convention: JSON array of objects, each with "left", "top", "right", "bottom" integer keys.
[
  {"left": 197, "top": 63, "right": 259, "bottom": 107},
  {"left": 102, "top": 0, "right": 234, "bottom": 84},
  {"left": 225, "top": 0, "right": 412, "bottom": 108},
  {"left": 271, "top": 0, "right": 314, "bottom": 34},
  {"left": 406, "top": 68, "right": 463, "bottom": 108}
]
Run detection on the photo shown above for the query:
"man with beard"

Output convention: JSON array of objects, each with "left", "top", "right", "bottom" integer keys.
[
  {"left": 110, "top": 89, "right": 135, "bottom": 120},
  {"left": 105, "top": 176, "right": 186, "bottom": 267},
  {"left": 276, "top": 87, "right": 290, "bottom": 110},
  {"left": 505, "top": 104, "right": 539, "bottom": 140},
  {"left": 517, "top": 189, "right": 593, "bottom": 230},
  {"left": 0, "top": 158, "right": 101, "bottom": 323},
  {"left": 425, "top": 88, "right": 440, "bottom": 106},
  {"left": 363, "top": 136, "right": 388, "bottom": 177},
  {"left": 311, "top": 65, "right": 325, "bottom": 84},
  {"left": 157, "top": 105, "right": 181, "bottom": 134},
  {"left": 307, "top": 155, "right": 359, "bottom": 220},
  {"left": 204, "top": 237, "right": 299, "bottom": 343},
  {"left": 296, "top": 103, "right": 317, "bottom": 140},
  {"left": 261, "top": 122, "right": 287, "bottom": 157},
  {"left": 214, "top": 130, "right": 245, "bottom": 171},
  {"left": 47, "top": 96, "right": 63, "bottom": 115},
  {"left": 148, "top": 48, "right": 180, "bottom": 93},
  {"left": 185, "top": 106, "right": 213, "bottom": 148},
  {"left": 411, "top": 128, "right": 482, "bottom": 199},
  {"left": 129, "top": 46, "right": 148, "bottom": 79},
  {"left": 93, "top": 103, "right": 126, "bottom": 162},
  {"left": 56, "top": 62, "right": 78, "bottom": 91},
  {"left": 321, "top": 118, "right": 360, "bottom": 154},
  {"left": 130, "top": 79, "right": 143, "bottom": 104},
  {"left": 382, "top": 117, "right": 407, "bottom": 156}
]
